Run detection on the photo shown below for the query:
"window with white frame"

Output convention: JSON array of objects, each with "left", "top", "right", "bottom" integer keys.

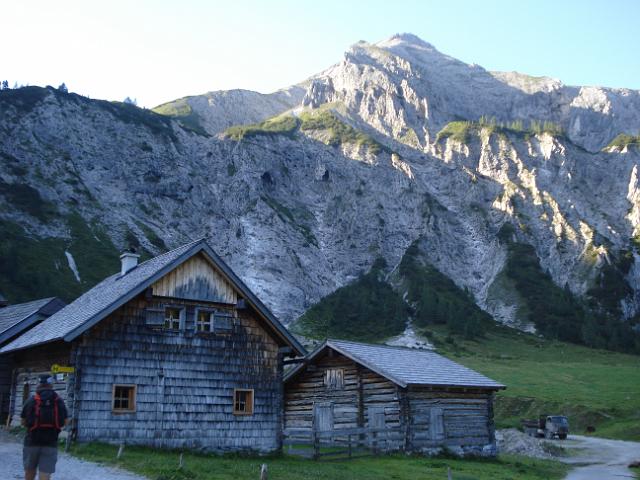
[
  {"left": 196, "top": 309, "right": 214, "bottom": 332},
  {"left": 196, "top": 309, "right": 233, "bottom": 333},
  {"left": 163, "top": 307, "right": 182, "bottom": 330}
]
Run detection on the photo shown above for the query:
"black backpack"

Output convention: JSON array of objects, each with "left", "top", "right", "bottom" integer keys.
[{"left": 26, "top": 390, "right": 62, "bottom": 432}]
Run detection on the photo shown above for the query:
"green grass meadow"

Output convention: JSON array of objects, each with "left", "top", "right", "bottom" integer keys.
[
  {"left": 431, "top": 325, "right": 640, "bottom": 441},
  {"left": 70, "top": 442, "right": 570, "bottom": 480}
]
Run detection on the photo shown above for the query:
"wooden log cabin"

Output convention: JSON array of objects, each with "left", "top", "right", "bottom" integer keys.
[
  {"left": 0, "top": 239, "right": 305, "bottom": 452},
  {"left": 284, "top": 339, "right": 505, "bottom": 456},
  {"left": 0, "top": 296, "right": 65, "bottom": 425}
]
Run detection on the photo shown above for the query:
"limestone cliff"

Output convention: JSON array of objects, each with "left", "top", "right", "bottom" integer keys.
[{"left": 1, "top": 34, "right": 639, "bottom": 338}]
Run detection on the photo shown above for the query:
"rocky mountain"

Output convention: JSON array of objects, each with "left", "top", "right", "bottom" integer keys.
[{"left": 1, "top": 34, "right": 640, "bottom": 350}]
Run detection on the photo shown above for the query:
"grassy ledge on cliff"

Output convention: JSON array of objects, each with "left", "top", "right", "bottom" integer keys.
[{"left": 223, "top": 110, "right": 388, "bottom": 155}]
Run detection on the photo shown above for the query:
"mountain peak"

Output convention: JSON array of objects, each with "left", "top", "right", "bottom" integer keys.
[
  {"left": 389, "top": 33, "right": 431, "bottom": 45},
  {"left": 375, "top": 33, "right": 436, "bottom": 50}
]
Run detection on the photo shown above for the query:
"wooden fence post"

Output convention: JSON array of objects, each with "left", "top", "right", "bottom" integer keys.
[
  {"left": 116, "top": 443, "right": 125, "bottom": 459},
  {"left": 372, "top": 430, "right": 378, "bottom": 456},
  {"left": 447, "top": 466, "right": 452, "bottom": 480},
  {"left": 312, "top": 427, "right": 319, "bottom": 460},
  {"left": 260, "top": 464, "right": 268, "bottom": 480},
  {"left": 348, "top": 433, "right": 352, "bottom": 459},
  {"left": 179, "top": 453, "right": 184, "bottom": 469}
]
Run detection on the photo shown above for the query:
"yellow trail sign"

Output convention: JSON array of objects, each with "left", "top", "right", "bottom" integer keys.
[{"left": 51, "top": 364, "right": 75, "bottom": 374}]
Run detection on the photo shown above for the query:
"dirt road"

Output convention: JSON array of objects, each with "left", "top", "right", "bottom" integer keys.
[
  {"left": 0, "top": 432, "right": 146, "bottom": 480},
  {"left": 561, "top": 435, "right": 640, "bottom": 480}
]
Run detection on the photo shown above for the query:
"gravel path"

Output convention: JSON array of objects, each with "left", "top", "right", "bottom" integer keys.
[
  {"left": 0, "top": 432, "right": 147, "bottom": 480},
  {"left": 498, "top": 428, "right": 640, "bottom": 479},
  {"left": 561, "top": 435, "right": 640, "bottom": 480}
]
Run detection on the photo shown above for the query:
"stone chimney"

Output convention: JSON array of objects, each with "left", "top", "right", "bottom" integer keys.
[{"left": 120, "top": 248, "right": 140, "bottom": 276}]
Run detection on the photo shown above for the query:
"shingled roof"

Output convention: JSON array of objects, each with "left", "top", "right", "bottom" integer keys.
[
  {"left": 285, "top": 339, "right": 505, "bottom": 390},
  {"left": 0, "top": 297, "right": 66, "bottom": 345},
  {"left": 1, "top": 239, "right": 305, "bottom": 355}
]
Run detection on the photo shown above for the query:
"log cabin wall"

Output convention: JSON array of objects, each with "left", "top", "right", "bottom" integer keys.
[
  {"left": 285, "top": 355, "right": 361, "bottom": 431},
  {"left": 7, "top": 342, "right": 73, "bottom": 426},
  {"left": 360, "top": 368, "right": 402, "bottom": 433},
  {"left": 74, "top": 293, "right": 282, "bottom": 453},
  {"left": 284, "top": 351, "right": 404, "bottom": 450},
  {"left": 284, "top": 349, "right": 500, "bottom": 455},
  {"left": 406, "top": 386, "right": 495, "bottom": 453}
]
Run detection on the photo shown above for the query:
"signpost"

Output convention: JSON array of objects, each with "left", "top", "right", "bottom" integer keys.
[{"left": 51, "top": 364, "right": 75, "bottom": 374}]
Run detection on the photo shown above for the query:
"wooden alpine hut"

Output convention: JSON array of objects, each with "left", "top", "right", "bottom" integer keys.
[
  {"left": 0, "top": 296, "right": 65, "bottom": 424},
  {"left": 1, "top": 239, "right": 305, "bottom": 452},
  {"left": 284, "top": 339, "right": 505, "bottom": 456}
]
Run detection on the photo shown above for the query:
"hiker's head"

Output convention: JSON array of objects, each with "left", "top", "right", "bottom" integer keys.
[{"left": 37, "top": 375, "right": 54, "bottom": 389}]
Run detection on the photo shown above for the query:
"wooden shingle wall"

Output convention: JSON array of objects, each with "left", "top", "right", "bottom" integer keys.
[{"left": 74, "top": 294, "right": 282, "bottom": 453}]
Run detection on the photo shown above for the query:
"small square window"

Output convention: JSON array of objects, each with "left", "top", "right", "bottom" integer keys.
[
  {"left": 163, "top": 307, "right": 182, "bottom": 330},
  {"left": 324, "top": 369, "right": 344, "bottom": 390},
  {"left": 197, "top": 310, "right": 214, "bottom": 332},
  {"left": 233, "top": 389, "right": 254, "bottom": 415},
  {"left": 112, "top": 385, "right": 136, "bottom": 413}
]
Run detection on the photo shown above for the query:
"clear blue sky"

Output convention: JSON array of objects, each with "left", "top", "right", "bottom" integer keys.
[{"left": 2, "top": 0, "right": 638, "bottom": 108}]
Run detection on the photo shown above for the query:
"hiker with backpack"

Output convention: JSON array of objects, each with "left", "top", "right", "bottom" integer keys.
[{"left": 21, "top": 375, "right": 69, "bottom": 480}]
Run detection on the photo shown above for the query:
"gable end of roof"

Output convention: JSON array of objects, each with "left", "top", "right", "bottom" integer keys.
[{"left": 1, "top": 239, "right": 305, "bottom": 356}]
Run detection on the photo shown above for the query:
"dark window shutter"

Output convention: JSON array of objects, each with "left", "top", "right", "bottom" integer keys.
[
  {"left": 214, "top": 312, "right": 233, "bottom": 332},
  {"left": 145, "top": 308, "right": 165, "bottom": 326}
]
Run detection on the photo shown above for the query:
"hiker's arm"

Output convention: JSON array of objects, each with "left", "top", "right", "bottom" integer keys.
[
  {"left": 21, "top": 398, "right": 33, "bottom": 427},
  {"left": 59, "top": 398, "right": 70, "bottom": 427}
]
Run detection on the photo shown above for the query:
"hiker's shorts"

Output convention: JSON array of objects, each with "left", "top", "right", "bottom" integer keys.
[{"left": 23, "top": 445, "right": 58, "bottom": 473}]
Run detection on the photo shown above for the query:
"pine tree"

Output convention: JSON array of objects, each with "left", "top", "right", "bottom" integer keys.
[{"left": 58, "top": 82, "right": 68, "bottom": 93}]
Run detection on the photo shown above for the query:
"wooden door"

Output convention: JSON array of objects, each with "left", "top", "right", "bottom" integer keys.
[
  {"left": 367, "top": 406, "right": 385, "bottom": 429},
  {"left": 313, "top": 402, "right": 333, "bottom": 433},
  {"left": 367, "top": 406, "right": 386, "bottom": 447},
  {"left": 429, "top": 407, "right": 445, "bottom": 441}
]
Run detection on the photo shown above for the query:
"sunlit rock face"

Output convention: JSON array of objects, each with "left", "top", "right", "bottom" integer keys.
[{"left": 1, "top": 33, "right": 639, "bottom": 330}]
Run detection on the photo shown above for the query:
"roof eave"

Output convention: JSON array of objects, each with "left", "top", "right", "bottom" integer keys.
[
  {"left": 284, "top": 339, "right": 328, "bottom": 383},
  {"left": 0, "top": 312, "right": 46, "bottom": 346},
  {"left": 327, "top": 341, "right": 408, "bottom": 387},
  {"left": 406, "top": 382, "right": 506, "bottom": 390},
  {"left": 284, "top": 340, "right": 408, "bottom": 387},
  {"left": 1, "top": 336, "right": 65, "bottom": 355}
]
